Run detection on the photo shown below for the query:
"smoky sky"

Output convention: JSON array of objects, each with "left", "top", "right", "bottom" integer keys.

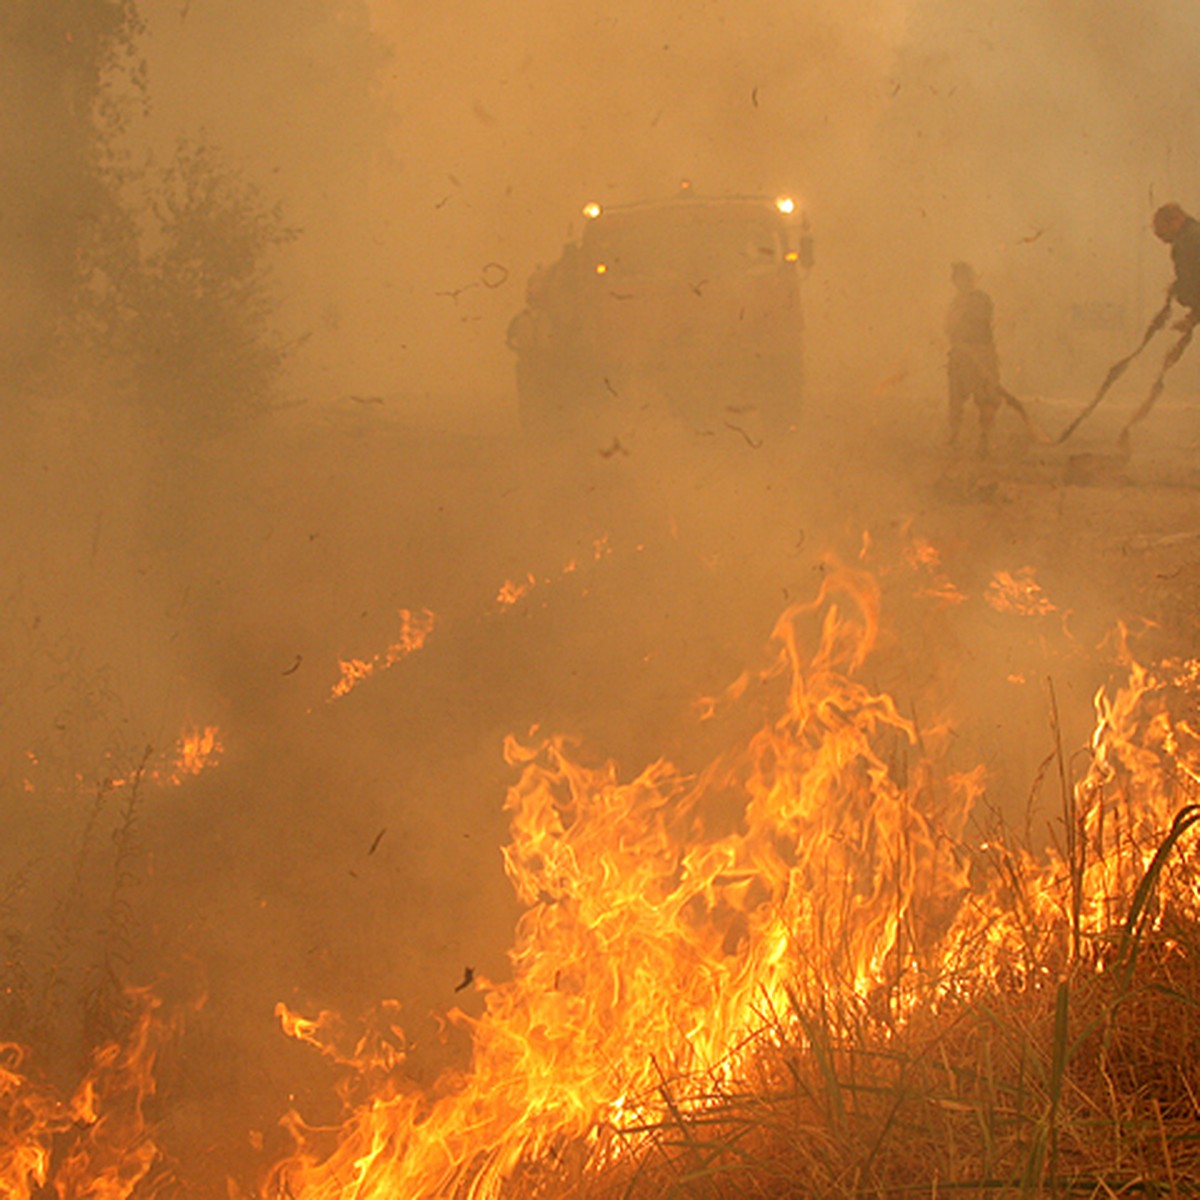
[{"left": 125, "top": 0, "right": 1200, "bottom": 411}]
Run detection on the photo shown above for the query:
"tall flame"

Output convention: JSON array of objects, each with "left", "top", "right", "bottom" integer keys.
[
  {"left": 5, "top": 553, "right": 1197, "bottom": 1197},
  {"left": 271, "top": 564, "right": 984, "bottom": 1198}
]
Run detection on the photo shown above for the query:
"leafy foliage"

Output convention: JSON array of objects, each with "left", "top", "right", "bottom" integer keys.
[{"left": 118, "top": 137, "right": 300, "bottom": 433}]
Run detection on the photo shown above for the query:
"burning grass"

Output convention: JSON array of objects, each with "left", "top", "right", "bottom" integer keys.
[
  {"left": 543, "top": 930, "right": 1200, "bottom": 1198},
  {"left": 263, "top": 564, "right": 1200, "bottom": 1199},
  {"left": 4, "top": 560, "right": 1200, "bottom": 1198}
]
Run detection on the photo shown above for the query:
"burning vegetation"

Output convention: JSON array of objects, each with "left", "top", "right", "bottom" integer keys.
[
  {"left": 8, "top": 3, "right": 1200, "bottom": 1198},
  {"left": 3, "top": 552, "right": 1200, "bottom": 1198}
]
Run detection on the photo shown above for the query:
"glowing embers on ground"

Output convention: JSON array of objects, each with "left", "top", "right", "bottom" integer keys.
[
  {"left": 114, "top": 723, "right": 224, "bottom": 789},
  {"left": 329, "top": 609, "right": 437, "bottom": 701},
  {"left": 325, "top": 542, "right": 619, "bottom": 704},
  {"left": 19, "top": 725, "right": 223, "bottom": 795},
  {"left": 495, "top": 537, "right": 616, "bottom": 611},
  {"left": 902, "top": 529, "right": 968, "bottom": 606},
  {"left": 158, "top": 724, "right": 223, "bottom": 785},
  {"left": 985, "top": 566, "right": 1057, "bottom": 617}
]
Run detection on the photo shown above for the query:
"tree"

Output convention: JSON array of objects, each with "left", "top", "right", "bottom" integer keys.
[
  {"left": 0, "top": 1, "right": 144, "bottom": 379},
  {"left": 122, "top": 136, "right": 299, "bottom": 434}
]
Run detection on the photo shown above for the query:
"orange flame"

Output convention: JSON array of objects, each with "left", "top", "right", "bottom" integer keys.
[
  {"left": 0, "top": 990, "right": 190, "bottom": 1200},
  {"left": 5, "top": 552, "right": 1198, "bottom": 1197},
  {"left": 155, "top": 724, "right": 223, "bottom": 785},
  {"left": 270, "top": 564, "right": 982, "bottom": 1198},
  {"left": 271, "top": 557, "right": 1200, "bottom": 1196},
  {"left": 330, "top": 609, "right": 436, "bottom": 700},
  {"left": 942, "top": 652, "right": 1200, "bottom": 989},
  {"left": 985, "top": 566, "right": 1056, "bottom": 616}
]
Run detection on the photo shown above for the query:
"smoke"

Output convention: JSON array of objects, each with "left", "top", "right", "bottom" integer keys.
[
  {"left": 858, "top": 1, "right": 1200, "bottom": 400},
  {"left": 122, "top": 1, "right": 1200, "bottom": 413},
  {"left": 5, "top": 0, "right": 1200, "bottom": 1180},
  {"left": 125, "top": 0, "right": 913, "bottom": 405}
]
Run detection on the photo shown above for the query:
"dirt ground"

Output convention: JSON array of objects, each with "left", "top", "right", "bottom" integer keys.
[{"left": 4, "top": 373, "right": 1200, "bottom": 1183}]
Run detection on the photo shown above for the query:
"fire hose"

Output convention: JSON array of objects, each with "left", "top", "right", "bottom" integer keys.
[
  {"left": 1055, "top": 297, "right": 1173, "bottom": 445},
  {"left": 994, "top": 381, "right": 1051, "bottom": 443},
  {"left": 953, "top": 344, "right": 1052, "bottom": 443},
  {"left": 1116, "top": 317, "right": 1196, "bottom": 452}
]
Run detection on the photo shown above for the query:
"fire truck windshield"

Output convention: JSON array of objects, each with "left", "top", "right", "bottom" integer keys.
[{"left": 582, "top": 206, "right": 785, "bottom": 280}]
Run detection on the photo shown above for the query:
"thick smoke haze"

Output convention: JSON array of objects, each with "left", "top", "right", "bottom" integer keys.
[
  {"left": 4, "top": 0, "right": 1200, "bottom": 1183},
  {"left": 132, "top": 0, "right": 1200, "bottom": 408}
]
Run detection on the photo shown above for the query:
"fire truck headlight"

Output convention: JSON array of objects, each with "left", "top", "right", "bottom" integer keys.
[
  {"left": 774, "top": 196, "right": 797, "bottom": 216},
  {"left": 583, "top": 202, "right": 602, "bottom": 220}
]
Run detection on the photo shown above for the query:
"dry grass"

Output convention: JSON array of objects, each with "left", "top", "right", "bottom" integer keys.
[
  {"left": 495, "top": 820, "right": 1200, "bottom": 1200},
  {"left": 524, "top": 946, "right": 1200, "bottom": 1198}
]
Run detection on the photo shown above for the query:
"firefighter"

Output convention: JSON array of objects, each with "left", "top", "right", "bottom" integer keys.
[
  {"left": 1152, "top": 202, "right": 1200, "bottom": 330},
  {"left": 945, "top": 261, "right": 1001, "bottom": 457}
]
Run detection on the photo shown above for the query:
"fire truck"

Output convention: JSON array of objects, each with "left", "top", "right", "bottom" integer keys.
[{"left": 507, "top": 185, "right": 814, "bottom": 436}]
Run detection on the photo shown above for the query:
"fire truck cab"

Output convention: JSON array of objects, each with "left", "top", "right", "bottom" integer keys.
[{"left": 507, "top": 187, "right": 813, "bottom": 436}]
